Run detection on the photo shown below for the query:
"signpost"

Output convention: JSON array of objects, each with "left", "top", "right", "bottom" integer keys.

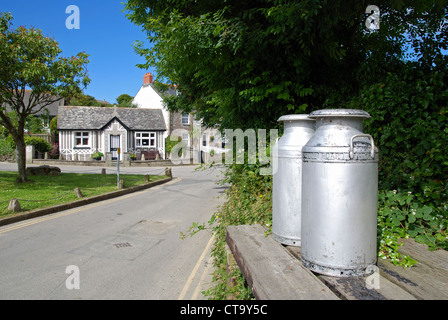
[{"left": 116, "top": 148, "right": 120, "bottom": 188}]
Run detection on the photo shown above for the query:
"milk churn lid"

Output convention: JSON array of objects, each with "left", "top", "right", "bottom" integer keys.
[
  {"left": 309, "top": 109, "right": 371, "bottom": 118},
  {"left": 277, "top": 114, "right": 313, "bottom": 122}
]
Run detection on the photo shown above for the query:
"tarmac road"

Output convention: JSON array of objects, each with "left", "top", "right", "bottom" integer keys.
[{"left": 0, "top": 162, "right": 228, "bottom": 299}]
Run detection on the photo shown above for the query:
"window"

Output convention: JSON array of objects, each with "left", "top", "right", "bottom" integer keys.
[
  {"left": 202, "top": 134, "right": 207, "bottom": 147},
  {"left": 74, "top": 132, "right": 89, "bottom": 147},
  {"left": 182, "top": 113, "right": 189, "bottom": 125},
  {"left": 182, "top": 133, "right": 189, "bottom": 146},
  {"left": 136, "top": 132, "right": 156, "bottom": 147}
]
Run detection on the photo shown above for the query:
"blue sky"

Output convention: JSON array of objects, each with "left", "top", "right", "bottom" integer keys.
[{"left": 1, "top": 0, "right": 154, "bottom": 104}]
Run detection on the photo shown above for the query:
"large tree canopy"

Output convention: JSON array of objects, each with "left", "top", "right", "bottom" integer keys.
[
  {"left": 125, "top": 1, "right": 448, "bottom": 254},
  {"left": 124, "top": 0, "right": 448, "bottom": 130},
  {"left": 0, "top": 12, "right": 90, "bottom": 182}
]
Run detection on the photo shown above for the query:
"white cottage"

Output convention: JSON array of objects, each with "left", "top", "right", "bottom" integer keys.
[
  {"left": 57, "top": 105, "right": 166, "bottom": 161},
  {"left": 132, "top": 72, "right": 175, "bottom": 139},
  {"left": 132, "top": 72, "right": 223, "bottom": 161}
]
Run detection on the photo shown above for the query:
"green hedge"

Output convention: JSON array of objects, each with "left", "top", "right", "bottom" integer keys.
[
  {"left": 357, "top": 67, "right": 448, "bottom": 253},
  {"left": 6, "top": 135, "right": 52, "bottom": 154}
]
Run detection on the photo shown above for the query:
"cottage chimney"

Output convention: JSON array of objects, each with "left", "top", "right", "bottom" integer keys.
[{"left": 143, "top": 72, "right": 154, "bottom": 85}]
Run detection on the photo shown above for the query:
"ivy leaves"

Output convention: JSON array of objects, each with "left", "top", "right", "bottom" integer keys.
[{"left": 378, "top": 187, "right": 447, "bottom": 265}]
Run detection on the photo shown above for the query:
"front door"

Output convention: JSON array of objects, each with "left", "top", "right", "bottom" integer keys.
[{"left": 110, "top": 135, "right": 120, "bottom": 160}]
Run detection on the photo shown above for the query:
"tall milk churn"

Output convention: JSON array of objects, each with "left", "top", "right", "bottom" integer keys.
[
  {"left": 301, "top": 109, "right": 378, "bottom": 277},
  {"left": 272, "top": 114, "right": 315, "bottom": 246}
]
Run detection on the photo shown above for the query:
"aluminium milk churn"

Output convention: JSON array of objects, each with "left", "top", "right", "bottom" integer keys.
[
  {"left": 272, "top": 114, "right": 315, "bottom": 246},
  {"left": 301, "top": 109, "right": 378, "bottom": 277}
]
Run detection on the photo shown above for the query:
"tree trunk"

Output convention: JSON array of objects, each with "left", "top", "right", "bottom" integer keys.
[{"left": 14, "top": 133, "right": 29, "bottom": 183}]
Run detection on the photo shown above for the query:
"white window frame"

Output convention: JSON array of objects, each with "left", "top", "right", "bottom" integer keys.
[
  {"left": 74, "top": 131, "right": 89, "bottom": 147},
  {"left": 182, "top": 133, "right": 190, "bottom": 147},
  {"left": 135, "top": 132, "right": 156, "bottom": 148},
  {"left": 182, "top": 113, "right": 189, "bottom": 125}
]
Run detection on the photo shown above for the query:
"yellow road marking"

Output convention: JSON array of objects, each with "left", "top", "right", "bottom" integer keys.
[
  {"left": 191, "top": 254, "right": 214, "bottom": 300},
  {"left": 178, "top": 232, "right": 215, "bottom": 300}
]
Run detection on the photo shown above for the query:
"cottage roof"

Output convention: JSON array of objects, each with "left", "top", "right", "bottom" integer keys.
[
  {"left": 3, "top": 90, "right": 64, "bottom": 116},
  {"left": 145, "top": 82, "right": 178, "bottom": 98},
  {"left": 57, "top": 106, "right": 166, "bottom": 131}
]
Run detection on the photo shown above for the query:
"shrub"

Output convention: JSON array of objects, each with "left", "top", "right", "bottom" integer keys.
[
  {"left": 92, "top": 152, "right": 103, "bottom": 160},
  {"left": 49, "top": 142, "right": 59, "bottom": 159},
  {"left": 23, "top": 136, "right": 52, "bottom": 154},
  {"left": 355, "top": 65, "right": 448, "bottom": 254},
  {"left": 0, "top": 138, "right": 15, "bottom": 160},
  {"left": 7, "top": 135, "right": 52, "bottom": 155}
]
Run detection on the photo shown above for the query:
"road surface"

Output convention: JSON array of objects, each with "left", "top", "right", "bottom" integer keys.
[{"left": 0, "top": 162, "right": 228, "bottom": 299}]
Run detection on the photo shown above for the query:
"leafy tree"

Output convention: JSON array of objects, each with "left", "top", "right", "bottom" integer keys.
[
  {"left": 0, "top": 12, "right": 90, "bottom": 182},
  {"left": 124, "top": 0, "right": 448, "bottom": 297},
  {"left": 124, "top": 0, "right": 447, "bottom": 130},
  {"left": 65, "top": 92, "right": 111, "bottom": 107},
  {"left": 65, "top": 92, "right": 98, "bottom": 106},
  {"left": 116, "top": 93, "right": 135, "bottom": 107},
  {"left": 2, "top": 110, "right": 47, "bottom": 134}
]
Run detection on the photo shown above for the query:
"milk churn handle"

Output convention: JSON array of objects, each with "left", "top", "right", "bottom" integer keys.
[{"left": 349, "top": 134, "right": 375, "bottom": 159}]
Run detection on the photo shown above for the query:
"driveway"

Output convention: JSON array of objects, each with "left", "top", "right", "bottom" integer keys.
[{"left": 0, "top": 162, "right": 228, "bottom": 299}]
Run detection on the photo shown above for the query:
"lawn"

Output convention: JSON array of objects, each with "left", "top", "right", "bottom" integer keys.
[{"left": 0, "top": 171, "right": 168, "bottom": 218}]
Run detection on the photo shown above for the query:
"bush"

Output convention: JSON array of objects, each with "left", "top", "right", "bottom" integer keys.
[
  {"left": 355, "top": 65, "right": 448, "bottom": 255},
  {"left": 165, "top": 136, "right": 182, "bottom": 154},
  {"left": 7, "top": 135, "right": 52, "bottom": 157},
  {"left": 0, "top": 138, "right": 15, "bottom": 160},
  {"left": 92, "top": 152, "right": 103, "bottom": 160},
  {"left": 186, "top": 64, "right": 448, "bottom": 299},
  {"left": 24, "top": 136, "right": 52, "bottom": 154},
  {"left": 49, "top": 142, "right": 59, "bottom": 159}
]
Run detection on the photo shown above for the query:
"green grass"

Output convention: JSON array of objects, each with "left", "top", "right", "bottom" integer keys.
[{"left": 0, "top": 171, "right": 168, "bottom": 218}]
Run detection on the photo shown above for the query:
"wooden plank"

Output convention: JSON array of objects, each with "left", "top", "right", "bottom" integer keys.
[
  {"left": 286, "top": 246, "right": 416, "bottom": 300},
  {"left": 376, "top": 238, "right": 448, "bottom": 300},
  {"left": 318, "top": 275, "right": 416, "bottom": 300},
  {"left": 378, "top": 258, "right": 448, "bottom": 300},
  {"left": 398, "top": 238, "right": 448, "bottom": 272},
  {"left": 226, "top": 224, "right": 339, "bottom": 300}
]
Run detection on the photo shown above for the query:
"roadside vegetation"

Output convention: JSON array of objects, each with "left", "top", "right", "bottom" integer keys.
[
  {"left": 199, "top": 65, "right": 448, "bottom": 299},
  {"left": 136, "top": 0, "right": 448, "bottom": 299},
  {"left": 0, "top": 172, "right": 167, "bottom": 219},
  {"left": 1, "top": 0, "right": 443, "bottom": 300}
]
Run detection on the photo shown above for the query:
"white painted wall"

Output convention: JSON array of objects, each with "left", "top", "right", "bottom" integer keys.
[{"left": 132, "top": 85, "right": 170, "bottom": 137}]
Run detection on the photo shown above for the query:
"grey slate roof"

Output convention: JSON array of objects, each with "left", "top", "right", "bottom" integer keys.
[
  {"left": 57, "top": 106, "right": 166, "bottom": 131},
  {"left": 145, "top": 83, "right": 178, "bottom": 98},
  {"left": 3, "top": 90, "right": 64, "bottom": 116}
]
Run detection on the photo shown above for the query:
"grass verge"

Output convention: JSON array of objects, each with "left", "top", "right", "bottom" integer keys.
[{"left": 0, "top": 171, "right": 167, "bottom": 219}]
